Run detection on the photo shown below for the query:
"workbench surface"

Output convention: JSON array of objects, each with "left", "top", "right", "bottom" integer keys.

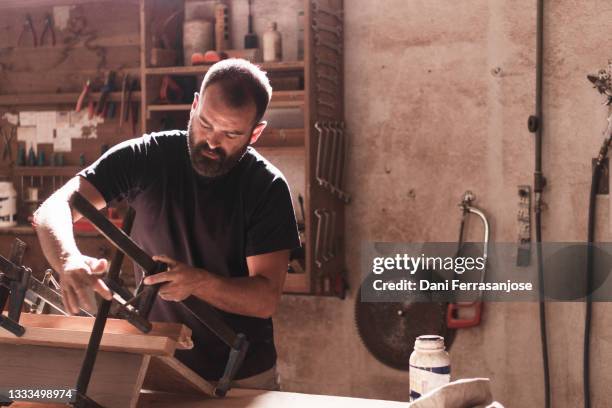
[
  {"left": 11, "top": 388, "right": 407, "bottom": 407},
  {"left": 139, "top": 388, "right": 407, "bottom": 408}
]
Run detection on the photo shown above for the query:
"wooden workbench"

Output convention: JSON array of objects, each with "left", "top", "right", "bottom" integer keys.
[
  {"left": 12, "top": 389, "right": 407, "bottom": 408},
  {"left": 139, "top": 388, "right": 408, "bottom": 408}
]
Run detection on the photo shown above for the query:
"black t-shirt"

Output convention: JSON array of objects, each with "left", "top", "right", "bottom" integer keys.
[{"left": 78, "top": 130, "right": 300, "bottom": 380}]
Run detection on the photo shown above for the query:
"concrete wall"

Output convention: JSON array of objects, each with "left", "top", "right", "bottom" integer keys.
[{"left": 274, "top": 1, "right": 612, "bottom": 407}]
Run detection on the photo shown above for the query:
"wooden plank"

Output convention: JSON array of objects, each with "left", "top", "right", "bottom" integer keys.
[
  {"left": 0, "top": 0, "right": 139, "bottom": 9},
  {"left": 148, "top": 104, "right": 191, "bottom": 112},
  {"left": 147, "top": 91, "right": 305, "bottom": 115},
  {"left": 145, "top": 61, "right": 305, "bottom": 76},
  {"left": 137, "top": 389, "right": 408, "bottom": 408},
  {"left": 142, "top": 355, "right": 216, "bottom": 397},
  {"left": 0, "top": 343, "right": 146, "bottom": 408},
  {"left": 131, "top": 355, "right": 152, "bottom": 408},
  {"left": 0, "top": 92, "right": 141, "bottom": 107},
  {"left": 0, "top": 313, "right": 193, "bottom": 355}
]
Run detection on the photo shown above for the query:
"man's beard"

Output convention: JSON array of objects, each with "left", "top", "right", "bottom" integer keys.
[{"left": 187, "top": 120, "right": 250, "bottom": 178}]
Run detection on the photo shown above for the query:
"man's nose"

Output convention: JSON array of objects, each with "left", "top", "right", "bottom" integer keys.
[{"left": 206, "top": 131, "right": 223, "bottom": 149}]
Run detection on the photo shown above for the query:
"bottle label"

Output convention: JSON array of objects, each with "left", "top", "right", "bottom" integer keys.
[{"left": 409, "top": 364, "right": 451, "bottom": 401}]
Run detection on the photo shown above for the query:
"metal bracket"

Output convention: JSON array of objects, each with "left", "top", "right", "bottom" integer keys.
[
  {"left": 316, "top": 70, "right": 339, "bottom": 85},
  {"left": 313, "top": 0, "right": 344, "bottom": 21},
  {"left": 312, "top": 18, "right": 342, "bottom": 37},
  {"left": 315, "top": 56, "right": 340, "bottom": 72},
  {"left": 314, "top": 33, "right": 342, "bottom": 55}
]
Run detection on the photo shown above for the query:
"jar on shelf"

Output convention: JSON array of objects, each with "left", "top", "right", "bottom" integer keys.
[
  {"left": 263, "top": 22, "right": 282, "bottom": 62},
  {"left": 0, "top": 181, "right": 18, "bottom": 227}
]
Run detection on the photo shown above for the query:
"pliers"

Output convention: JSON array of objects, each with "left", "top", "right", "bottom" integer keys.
[
  {"left": 17, "top": 14, "right": 37, "bottom": 47},
  {"left": 2, "top": 126, "right": 15, "bottom": 161},
  {"left": 39, "top": 13, "right": 56, "bottom": 46}
]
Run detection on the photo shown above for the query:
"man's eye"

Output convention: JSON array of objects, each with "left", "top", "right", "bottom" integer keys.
[{"left": 226, "top": 133, "right": 240, "bottom": 139}]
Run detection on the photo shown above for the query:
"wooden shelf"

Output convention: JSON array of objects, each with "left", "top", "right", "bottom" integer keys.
[
  {"left": 145, "top": 61, "right": 305, "bottom": 76},
  {"left": 0, "top": 92, "right": 142, "bottom": 107},
  {"left": 0, "top": 0, "right": 138, "bottom": 8},
  {"left": 147, "top": 90, "right": 304, "bottom": 115},
  {"left": 13, "top": 166, "right": 83, "bottom": 177}
]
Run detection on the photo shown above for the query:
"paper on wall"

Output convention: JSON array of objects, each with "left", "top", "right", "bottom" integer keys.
[
  {"left": 1, "top": 113, "right": 18, "bottom": 125},
  {"left": 17, "top": 126, "right": 37, "bottom": 153},
  {"left": 53, "top": 127, "right": 80, "bottom": 152},
  {"left": 19, "top": 111, "right": 37, "bottom": 127},
  {"left": 55, "top": 111, "right": 71, "bottom": 128},
  {"left": 36, "top": 111, "right": 56, "bottom": 144}
]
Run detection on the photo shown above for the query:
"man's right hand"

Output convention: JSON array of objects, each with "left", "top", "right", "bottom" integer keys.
[{"left": 59, "top": 254, "right": 113, "bottom": 314}]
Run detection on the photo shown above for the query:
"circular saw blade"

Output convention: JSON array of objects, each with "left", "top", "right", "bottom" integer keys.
[{"left": 355, "top": 286, "right": 456, "bottom": 371}]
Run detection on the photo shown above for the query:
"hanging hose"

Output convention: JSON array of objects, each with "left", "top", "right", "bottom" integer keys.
[
  {"left": 584, "top": 118, "right": 612, "bottom": 408},
  {"left": 528, "top": 0, "right": 550, "bottom": 406}
]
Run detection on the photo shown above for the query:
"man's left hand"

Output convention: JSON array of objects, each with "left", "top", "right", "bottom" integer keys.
[{"left": 143, "top": 255, "right": 208, "bottom": 302}]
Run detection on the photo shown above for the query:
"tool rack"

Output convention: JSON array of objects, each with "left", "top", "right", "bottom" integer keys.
[{"left": 0, "top": 0, "right": 347, "bottom": 297}]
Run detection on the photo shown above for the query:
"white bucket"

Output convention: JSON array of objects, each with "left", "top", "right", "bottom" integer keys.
[
  {"left": 0, "top": 181, "right": 17, "bottom": 227},
  {"left": 183, "top": 20, "right": 214, "bottom": 66}
]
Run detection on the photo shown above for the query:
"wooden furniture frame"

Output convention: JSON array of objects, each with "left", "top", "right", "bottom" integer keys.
[{"left": 0, "top": 314, "right": 213, "bottom": 407}]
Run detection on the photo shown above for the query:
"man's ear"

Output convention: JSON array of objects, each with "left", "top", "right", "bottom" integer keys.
[
  {"left": 190, "top": 92, "right": 200, "bottom": 116},
  {"left": 249, "top": 121, "right": 267, "bottom": 145}
]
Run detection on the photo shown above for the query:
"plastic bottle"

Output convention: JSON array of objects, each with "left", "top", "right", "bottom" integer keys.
[
  {"left": 263, "top": 22, "right": 282, "bottom": 62},
  {"left": 409, "top": 335, "right": 451, "bottom": 401},
  {"left": 0, "top": 182, "right": 18, "bottom": 227}
]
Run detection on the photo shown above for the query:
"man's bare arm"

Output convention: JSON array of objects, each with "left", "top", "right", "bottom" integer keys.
[
  {"left": 33, "top": 176, "right": 112, "bottom": 313},
  {"left": 144, "top": 250, "right": 289, "bottom": 318}
]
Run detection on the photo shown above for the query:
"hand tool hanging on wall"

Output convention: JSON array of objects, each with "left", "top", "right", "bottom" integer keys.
[
  {"left": 355, "top": 290, "right": 455, "bottom": 370},
  {"left": 314, "top": 121, "right": 351, "bottom": 203},
  {"left": 1, "top": 126, "right": 15, "bottom": 162},
  {"left": 516, "top": 186, "right": 531, "bottom": 266},
  {"left": 313, "top": 208, "right": 343, "bottom": 295},
  {"left": 587, "top": 61, "right": 612, "bottom": 106},
  {"left": 69, "top": 192, "right": 248, "bottom": 397},
  {"left": 312, "top": 0, "right": 343, "bottom": 21},
  {"left": 244, "top": 0, "right": 258, "bottom": 49},
  {"left": 311, "top": 18, "right": 342, "bottom": 38},
  {"left": 39, "top": 13, "right": 56, "bottom": 46},
  {"left": 75, "top": 79, "right": 95, "bottom": 119},
  {"left": 95, "top": 71, "right": 116, "bottom": 116},
  {"left": 446, "top": 191, "right": 489, "bottom": 329},
  {"left": 16, "top": 14, "right": 37, "bottom": 47}
]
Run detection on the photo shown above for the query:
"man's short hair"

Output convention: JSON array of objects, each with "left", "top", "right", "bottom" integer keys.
[{"left": 201, "top": 58, "right": 273, "bottom": 125}]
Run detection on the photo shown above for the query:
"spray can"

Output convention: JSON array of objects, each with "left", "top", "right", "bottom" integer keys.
[
  {"left": 409, "top": 335, "right": 451, "bottom": 401},
  {"left": 0, "top": 182, "right": 18, "bottom": 227}
]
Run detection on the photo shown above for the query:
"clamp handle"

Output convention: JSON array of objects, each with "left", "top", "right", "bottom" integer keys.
[
  {"left": 214, "top": 333, "right": 249, "bottom": 397},
  {"left": 0, "top": 314, "right": 25, "bottom": 337},
  {"left": 134, "top": 261, "right": 168, "bottom": 319}
]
